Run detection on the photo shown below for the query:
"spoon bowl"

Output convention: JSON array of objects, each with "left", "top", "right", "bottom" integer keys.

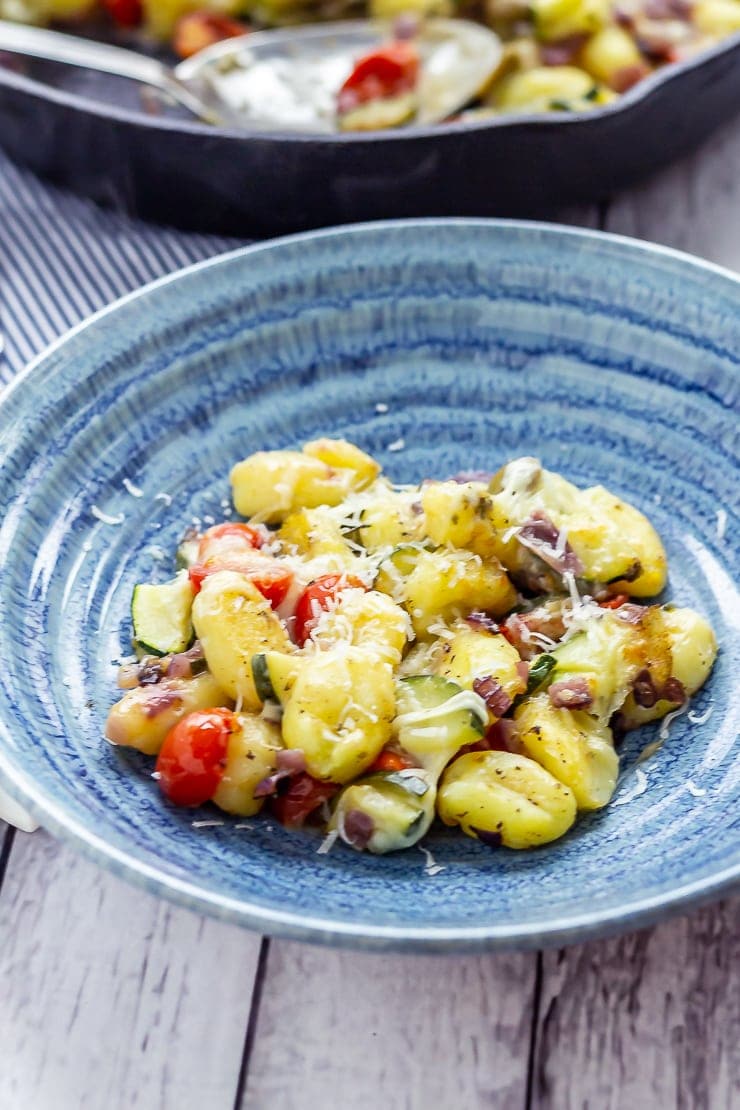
[{"left": 0, "top": 17, "right": 502, "bottom": 132}]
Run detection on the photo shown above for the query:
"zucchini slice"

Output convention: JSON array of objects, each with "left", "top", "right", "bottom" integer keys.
[
  {"left": 131, "top": 571, "right": 195, "bottom": 657},
  {"left": 251, "top": 651, "right": 298, "bottom": 705},
  {"left": 394, "top": 674, "right": 485, "bottom": 774}
]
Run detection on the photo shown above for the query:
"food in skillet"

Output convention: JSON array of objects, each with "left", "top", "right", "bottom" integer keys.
[
  {"left": 3, "top": 0, "right": 739, "bottom": 130},
  {"left": 105, "top": 439, "right": 718, "bottom": 855}
]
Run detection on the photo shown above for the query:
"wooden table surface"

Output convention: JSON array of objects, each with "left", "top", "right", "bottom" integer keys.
[{"left": 1, "top": 118, "right": 739, "bottom": 1110}]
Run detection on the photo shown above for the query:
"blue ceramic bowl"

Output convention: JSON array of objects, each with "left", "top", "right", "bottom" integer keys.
[{"left": 0, "top": 220, "right": 737, "bottom": 951}]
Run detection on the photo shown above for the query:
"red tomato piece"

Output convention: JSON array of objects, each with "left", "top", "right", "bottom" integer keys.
[
  {"left": 293, "top": 573, "right": 368, "bottom": 646},
  {"left": 188, "top": 558, "right": 293, "bottom": 607},
  {"left": 368, "top": 749, "right": 413, "bottom": 773},
  {"left": 598, "top": 594, "right": 630, "bottom": 610},
  {"left": 174, "top": 11, "right": 250, "bottom": 60},
  {"left": 156, "top": 708, "right": 236, "bottom": 807},
  {"left": 197, "top": 521, "right": 265, "bottom": 561},
  {"left": 337, "top": 41, "right": 420, "bottom": 114},
  {"left": 270, "top": 773, "right": 339, "bottom": 828},
  {"left": 102, "top": 0, "right": 142, "bottom": 28}
]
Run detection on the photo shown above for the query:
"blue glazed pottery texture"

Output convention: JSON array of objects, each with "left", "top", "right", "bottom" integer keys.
[{"left": 0, "top": 219, "right": 737, "bottom": 951}]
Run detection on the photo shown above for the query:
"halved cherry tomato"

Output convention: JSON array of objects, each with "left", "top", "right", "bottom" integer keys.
[
  {"left": 156, "top": 708, "right": 236, "bottom": 807},
  {"left": 174, "top": 11, "right": 250, "bottom": 60},
  {"left": 102, "top": 0, "right": 142, "bottom": 28},
  {"left": 598, "top": 594, "right": 630, "bottom": 610},
  {"left": 337, "top": 41, "right": 420, "bottom": 115},
  {"left": 368, "top": 749, "right": 413, "bottom": 773},
  {"left": 270, "top": 773, "right": 338, "bottom": 828},
  {"left": 293, "top": 573, "right": 367, "bottom": 646},
  {"left": 188, "top": 558, "right": 293, "bottom": 607},
  {"left": 197, "top": 521, "right": 265, "bottom": 561}
]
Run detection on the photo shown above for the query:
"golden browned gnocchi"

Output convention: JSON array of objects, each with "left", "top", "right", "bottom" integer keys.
[{"left": 106, "top": 438, "right": 717, "bottom": 858}]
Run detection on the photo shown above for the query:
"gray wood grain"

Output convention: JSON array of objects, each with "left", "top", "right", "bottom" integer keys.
[
  {"left": 241, "top": 941, "right": 536, "bottom": 1110},
  {"left": 532, "top": 899, "right": 740, "bottom": 1110},
  {"left": 603, "top": 116, "right": 740, "bottom": 265},
  {"left": 0, "top": 829, "right": 260, "bottom": 1110}
]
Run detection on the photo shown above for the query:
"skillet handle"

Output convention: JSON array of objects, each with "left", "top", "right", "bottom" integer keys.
[{"left": 0, "top": 20, "right": 216, "bottom": 122}]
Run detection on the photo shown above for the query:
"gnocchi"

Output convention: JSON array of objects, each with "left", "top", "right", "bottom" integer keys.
[{"left": 106, "top": 438, "right": 717, "bottom": 858}]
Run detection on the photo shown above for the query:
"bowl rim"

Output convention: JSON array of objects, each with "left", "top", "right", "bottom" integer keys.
[
  {"left": 0, "top": 27, "right": 738, "bottom": 144},
  {"left": 0, "top": 216, "right": 738, "bottom": 951}
]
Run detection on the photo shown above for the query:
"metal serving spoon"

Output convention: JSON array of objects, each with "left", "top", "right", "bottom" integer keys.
[{"left": 0, "top": 17, "right": 502, "bottom": 132}]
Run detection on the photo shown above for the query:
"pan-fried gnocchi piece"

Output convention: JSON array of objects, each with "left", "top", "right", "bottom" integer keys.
[
  {"left": 437, "top": 623, "right": 526, "bottom": 714},
  {"left": 278, "top": 506, "right": 358, "bottom": 567},
  {"left": 376, "top": 546, "right": 517, "bottom": 636},
  {"left": 230, "top": 438, "right": 379, "bottom": 523},
  {"left": 492, "top": 66, "right": 614, "bottom": 113},
  {"left": 617, "top": 607, "right": 718, "bottom": 731},
  {"left": 192, "top": 571, "right": 292, "bottom": 711},
  {"left": 255, "top": 646, "right": 395, "bottom": 782},
  {"left": 353, "top": 486, "right": 426, "bottom": 550},
  {"left": 531, "top": 0, "right": 610, "bottom": 41},
  {"left": 211, "top": 715, "right": 281, "bottom": 817},
  {"left": 105, "top": 671, "right": 231, "bottom": 756},
  {"left": 110, "top": 435, "right": 718, "bottom": 857},
  {"left": 311, "top": 588, "right": 411, "bottom": 665},
  {"left": 489, "top": 457, "right": 667, "bottom": 596},
  {"left": 421, "top": 480, "right": 499, "bottom": 559},
  {"left": 438, "top": 751, "right": 578, "bottom": 848},
  {"left": 514, "top": 693, "right": 619, "bottom": 810}
]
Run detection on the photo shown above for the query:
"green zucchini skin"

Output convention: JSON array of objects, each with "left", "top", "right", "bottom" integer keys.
[{"left": 131, "top": 571, "right": 195, "bottom": 657}]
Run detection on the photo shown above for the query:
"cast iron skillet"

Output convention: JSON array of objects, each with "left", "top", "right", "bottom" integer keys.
[{"left": 0, "top": 32, "right": 738, "bottom": 235}]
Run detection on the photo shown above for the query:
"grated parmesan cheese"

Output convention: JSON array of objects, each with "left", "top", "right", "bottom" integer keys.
[
  {"left": 611, "top": 767, "right": 648, "bottom": 807},
  {"left": 387, "top": 437, "right": 405, "bottom": 453},
  {"left": 395, "top": 689, "right": 488, "bottom": 730},
  {"left": 191, "top": 819, "right": 224, "bottom": 829},
  {"left": 375, "top": 402, "right": 389, "bottom": 414},
  {"left": 123, "top": 477, "right": 143, "bottom": 497},
  {"left": 418, "top": 845, "right": 446, "bottom": 877},
  {"left": 316, "top": 829, "right": 339, "bottom": 855},
  {"left": 91, "top": 505, "right": 124, "bottom": 526},
  {"left": 686, "top": 780, "right": 706, "bottom": 798},
  {"left": 716, "top": 509, "right": 727, "bottom": 540},
  {"left": 154, "top": 491, "right": 172, "bottom": 506},
  {"left": 688, "top": 705, "right": 713, "bottom": 726}
]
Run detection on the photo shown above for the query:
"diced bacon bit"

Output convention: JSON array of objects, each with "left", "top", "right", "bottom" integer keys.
[
  {"left": 632, "top": 669, "right": 658, "bottom": 708},
  {"left": 341, "top": 809, "right": 375, "bottom": 851},
  {"left": 276, "top": 748, "right": 307, "bottom": 774},
  {"left": 517, "top": 512, "right": 585, "bottom": 577},
  {"left": 662, "top": 677, "right": 686, "bottom": 705},
  {"left": 448, "top": 471, "right": 495, "bottom": 484},
  {"left": 254, "top": 750, "right": 307, "bottom": 797},
  {"left": 598, "top": 594, "right": 630, "bottom": 610},
  {"left": 167, "top": 642, "right": 205, "bottom": 680},
  {"left": 610, "top": 64, "right": 650, "bottom": 93},
  {"left": 143, "top": 686, "right": 183, "bottom": 718},
  {"left": 457, "top": 717, "right": 517, "bottom": 758},
  {"left": 548, "top": 677, "right": 593, "bottom": 710},
  {"left": 504, "top": 606, "right": 566, "bottom": 661},
  {"left": 465, "top": 611, "right": 500, "bottom": 635},
  {"left": 540, "top": 34, "right": 587, "bottom": 66},
  {"left": 515, "top": 660, "right": 530, "bottom": 685},
  {"left": 472, "top": 676, "right": 513, "bottom": 717},
  {"left": 616, "top": 603, "right": 646, "bottom": 625}
]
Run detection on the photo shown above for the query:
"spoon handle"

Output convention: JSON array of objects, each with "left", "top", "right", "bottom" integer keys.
[{"left": 0, "top": 20, "right": 214, "bottom": 122}]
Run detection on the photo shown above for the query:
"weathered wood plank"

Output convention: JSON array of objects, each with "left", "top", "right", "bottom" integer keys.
[
  {"left": 241, "top": 941, "right": 536, "bottom": 1110},
  {"left": 0, "top": 829, "right": 261, "bottom": 1110},
  {"left": 602, "top": 116, "right": 740, "bottom": 266},
  {"left": 532, "top": 900, "right": 740, "bottom": 1110}
]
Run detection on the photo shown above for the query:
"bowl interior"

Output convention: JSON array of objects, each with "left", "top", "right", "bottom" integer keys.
[{"left": 0, "top": 220, "right": 737, "bottom": 949}]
